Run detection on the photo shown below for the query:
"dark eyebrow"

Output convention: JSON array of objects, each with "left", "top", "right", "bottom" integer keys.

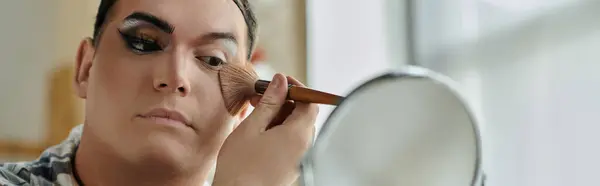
[{"left": 124, "top": 12, "right": 174, "bottom": 33}]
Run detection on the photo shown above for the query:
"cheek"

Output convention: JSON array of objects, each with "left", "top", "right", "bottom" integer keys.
[
  {"left": 191, "top": 71, "right": 225, "bottom": 108},
  {"left": 87, "top": 56, "right": 147, "bottom": 121},
  {"left": 188, "top": 70, "right": 232, "bottom": 127}
]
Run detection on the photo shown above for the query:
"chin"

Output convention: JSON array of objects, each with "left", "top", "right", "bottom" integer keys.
[{"left": 126, "top": 130, "right": 198, "bottom": 169}]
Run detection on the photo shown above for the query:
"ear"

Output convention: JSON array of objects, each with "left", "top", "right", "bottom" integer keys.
[{"left": 73, "top": 38, "right": 95, "bottom": 99}]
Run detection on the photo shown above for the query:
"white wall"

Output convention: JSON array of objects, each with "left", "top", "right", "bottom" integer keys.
[
  {"left": 414, "top": 0, "right": 600, "bottom": 185},
  {"left": 0, "top": 0, "right": 98, "bottom": 143},
  {"left": 306, "top": 0, "right": 408, "bottom": 132}
]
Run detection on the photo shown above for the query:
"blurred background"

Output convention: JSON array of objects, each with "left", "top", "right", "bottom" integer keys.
[{"left": 1, "top": 0, "right": 599, "bottom": 186}]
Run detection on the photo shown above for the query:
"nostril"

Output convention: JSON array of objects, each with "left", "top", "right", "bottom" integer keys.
[
  {"left": 177, "top": 87, "right": 185, "bottom": 92},
  {"left": 159, "top": 83, "right": 168, "bottom": 88}
]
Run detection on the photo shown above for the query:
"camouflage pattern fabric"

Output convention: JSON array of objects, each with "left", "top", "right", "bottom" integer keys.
[{"left": 0, "top": 125, "right": 83, "bottom": 186}]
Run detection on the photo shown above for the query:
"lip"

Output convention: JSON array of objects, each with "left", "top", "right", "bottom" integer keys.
[{"left": 137, "top": 108, "right": 193, "bottom": 129}]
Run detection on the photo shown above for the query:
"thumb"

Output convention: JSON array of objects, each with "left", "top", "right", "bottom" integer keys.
[{"left": 244, "top": 73, "right": 289, "bottom": 131}]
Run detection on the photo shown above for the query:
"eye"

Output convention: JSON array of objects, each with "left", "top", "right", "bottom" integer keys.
[
  {"left": 118, "top": 30, "right": 163, "bottom": 54},
  {"left": 197, "top": 56, "right": 226, "bottom": 67}
]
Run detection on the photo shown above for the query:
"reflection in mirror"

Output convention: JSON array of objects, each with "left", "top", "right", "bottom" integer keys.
[{"left": 301, "top": 67, "right": 483, "bottom": 186}]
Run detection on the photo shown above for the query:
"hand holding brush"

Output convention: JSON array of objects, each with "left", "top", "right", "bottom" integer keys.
[
  {"left": 217, "top": 63, "right": 344, "bottom": 115},
  {"left": 214, "top": 74, "right": 319, "bottom": 186}
]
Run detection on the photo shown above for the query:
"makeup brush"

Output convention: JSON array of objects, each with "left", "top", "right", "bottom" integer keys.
[{"left": 218, "top": 63, "right": 344, "bottom": 115}]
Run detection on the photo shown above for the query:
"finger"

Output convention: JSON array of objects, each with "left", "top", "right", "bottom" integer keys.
[
  {"left": 279, "top": 102, "right": 318, "bottom": 150},
  {"left": 282, "top": 101, "right": 319, "bottom": 132},
  {"left": 283, "top": 76, "right": 317, "bottom": 130},
  {"left": 249, "top": 95, "right": 261, "bottom": 107},
  {"left": 266, "top": 101, "right": 295, "bottom": 130},
  {"left": 286, "top": 76, "right": 306, "bottom": 87},
  {"left": 244, "top": 73, "right": 289, "bottom": 131}
]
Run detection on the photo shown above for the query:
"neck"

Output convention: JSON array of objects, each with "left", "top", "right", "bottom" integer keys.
[{"left": 74, "top": 127, "right": 213, "bottom": 186}]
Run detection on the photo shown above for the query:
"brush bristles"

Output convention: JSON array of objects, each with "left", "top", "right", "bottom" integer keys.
[{"left": 218, "top": 63, "right": 259, "bottom": 115}]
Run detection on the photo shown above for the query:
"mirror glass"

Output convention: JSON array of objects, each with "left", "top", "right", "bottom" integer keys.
[{"left": 301, "top": 67, "right": 483, "bottom": 186}]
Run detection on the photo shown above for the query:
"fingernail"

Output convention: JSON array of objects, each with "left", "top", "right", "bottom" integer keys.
[{"left": 271, "top": 74, "right": 280, "bottom": 88}]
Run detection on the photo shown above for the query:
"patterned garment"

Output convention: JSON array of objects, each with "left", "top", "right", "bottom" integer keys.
[{"left": 0, "top": 125, "right": 83, "bottom": 186}]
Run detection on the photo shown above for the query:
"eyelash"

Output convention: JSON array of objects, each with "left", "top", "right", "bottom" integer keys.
[
  {"left": 196, "top": 56, "right": 226, "bottom": 68},
  {"left": 118, "top": 30, "right": 163, "bottom": 54},
  {"left": 118, "top": 29, "right": 227, "bottom": 68}
]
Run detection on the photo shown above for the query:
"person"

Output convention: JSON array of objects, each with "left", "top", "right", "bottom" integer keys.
[{"left": 0, "top": 0, "right": 318, "bottom": 185}]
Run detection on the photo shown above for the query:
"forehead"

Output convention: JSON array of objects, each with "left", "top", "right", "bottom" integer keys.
[{"left": 109, "top": 0, "right": 248, "bottom": 46}]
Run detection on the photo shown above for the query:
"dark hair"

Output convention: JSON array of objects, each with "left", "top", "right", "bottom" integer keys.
[{"left": 92, "top": 0, "right": 258, "bottom": 59}]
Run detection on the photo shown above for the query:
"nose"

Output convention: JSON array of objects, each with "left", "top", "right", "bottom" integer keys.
[{"left": 153, "top": 54, "right": 191, "bottom": 97}]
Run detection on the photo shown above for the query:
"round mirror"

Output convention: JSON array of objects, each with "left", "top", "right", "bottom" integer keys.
[{"left": 300, "top": 66, "right": 484, "bottom": 186}]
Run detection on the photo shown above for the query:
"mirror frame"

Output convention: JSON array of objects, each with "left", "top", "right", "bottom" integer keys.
[{"left": 299, "top": 66, "right": 485, "bottom": 186}]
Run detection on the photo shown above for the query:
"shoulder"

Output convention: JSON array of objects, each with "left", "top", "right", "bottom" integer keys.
[
  {"left": 0, "top": 148, "right": 78, "bottom": 186},
  {"left": 0, "top": 162, "right": 32, "bottom": 186},
  {"left": 0, "top": 152, "right": 76, "bottom": 186},
  {"left": 0, "top": 125, "right": 83, "bottom": 186},
  {"left": 0, "top": 152, "right": 77, "bottom": 186}
]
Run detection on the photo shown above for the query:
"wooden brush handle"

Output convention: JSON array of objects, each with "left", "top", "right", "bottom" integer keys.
[
  {"left": 254, "top": 80, "right": 343, "bottom": 105},
  {"left": 288, "top": 86, "right": 343, "bottom": 105}
]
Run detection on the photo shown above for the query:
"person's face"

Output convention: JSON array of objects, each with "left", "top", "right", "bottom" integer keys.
[{"left": 74, "top": 0, "right": 249, "bottom": 167}]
